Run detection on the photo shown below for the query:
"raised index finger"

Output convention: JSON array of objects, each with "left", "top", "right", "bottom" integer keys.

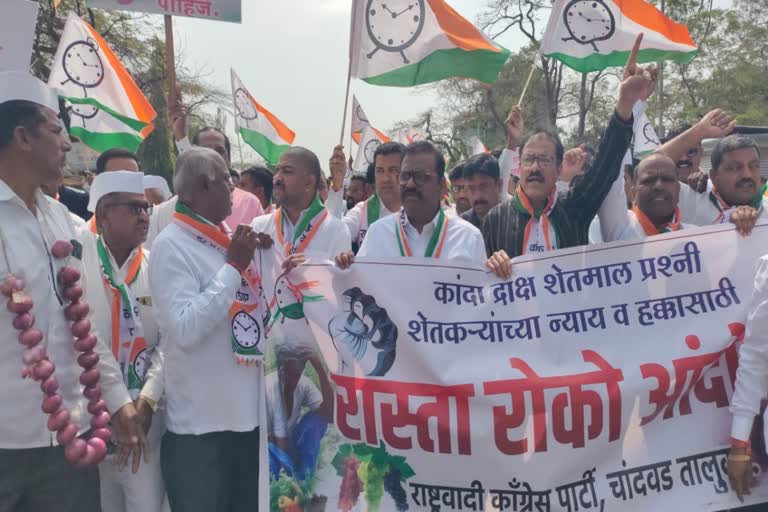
[{"left": 627, "top": 33, "right": 644, "bottom": 68}]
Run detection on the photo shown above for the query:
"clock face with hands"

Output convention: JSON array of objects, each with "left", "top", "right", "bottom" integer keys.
[
  {"left": 356, "top": 104, "right": 369, "bottom": 124},
  {"left": 133, "top": 348, "right": 148, "bottom": 382},
  {"left": 234, "top": 88, "right": 258, "bottom": 120},
  {"left": 232, "top": 311, "right": 261, "bottom": 349},
  {"left": 70, "top": 103, "right": 99, "bottom": 120},
  {"left": 364, "top": 138, "right": 381, "bottom": 165},
  {"left": 643, "top": 123, "right": 659, "bottom": 145},
  {"left": 365, "top": 0, "right": 426, "bottom": 63},
  {"left": 562, "top": 0, "right": 616, "bottom": 52},
  {"left": 61, "top": 39, "right": 105, "bottom": 89}
]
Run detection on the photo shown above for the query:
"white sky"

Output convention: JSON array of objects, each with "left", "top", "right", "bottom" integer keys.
[{"left": 171, "top": 0, "right": 529, "bottom": 165}]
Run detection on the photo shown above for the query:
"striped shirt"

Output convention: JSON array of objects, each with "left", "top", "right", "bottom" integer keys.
[{"left": 482, "top": 112, "right": 633, "bottom": 257}]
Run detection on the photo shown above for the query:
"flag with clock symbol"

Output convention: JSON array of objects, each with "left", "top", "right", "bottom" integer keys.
[
  {"left": 353, "top": 125, "right": 382, "bottom": 174},
  {"left": 48, "top": 14, "right": 156, "bottom": 153}
]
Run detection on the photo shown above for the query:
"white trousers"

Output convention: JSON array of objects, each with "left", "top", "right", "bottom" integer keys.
[{"left": 99, "top": 409, "right": 169, "bottom": 512}]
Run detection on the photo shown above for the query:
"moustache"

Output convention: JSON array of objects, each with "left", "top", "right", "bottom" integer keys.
[
  {"left": 736, "top": 178, "right": 756, "bottom": 188},
  {"left": 473, "top": 200, "right": 488, "bottom": 207},
  {"left": 526, "top": 172, "right": 545, "bottom": 182},
  {"left": 402, "top": 190, "right": 422, "bottom": 199}
]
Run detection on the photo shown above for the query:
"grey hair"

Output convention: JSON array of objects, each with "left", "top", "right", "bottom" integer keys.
[
  {"left": 711, "top": 135, "right": 761, "bottom": 171},
  {"left": 173, "top": 146, "right": 224, "bottom": 199},
  {"left": 275, "top": 342, "right": 307, "bottom": 365}
]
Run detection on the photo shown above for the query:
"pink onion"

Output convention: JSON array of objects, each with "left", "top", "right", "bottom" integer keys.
[
  {"left": 79, "top": 368, "right": 100, "bottom": 387},
  {"left": 87, "top": 399, "right": 106, "bottom": 415},
  {"left": 73, "top": 335, "right": 97, "bottom": 352},
  {"left": 32, "top": 359, "right": 55, "bottom": 381},
  {"left": 57, "top": 267, "right": 81, "bottom": 287},
  {"left": 64, "top": 302, "right": 89, "bottom": 322},
  {"left": 51, "top": 240, "right": 73, "bottom": 259},
  {"left": 42, "top": 393, "right": 63, "bottom": 414},
  {"left": 7, "top": 296, "right": 33, "bottom": 314},
  {"left": 90, "top": 410, "right": 110, "bottom": 429},
  {"left": 18, "top": 328, "right": 43, "bottom": 347},
  {"left": 12, "top": 313, "right": 34, "bottom": 330},
  {"left": 63, "top": 286, "right": 83, "bottom": 302},
  {"left": 83, "top": 384, "right": 101, "bottom": 401},
  {"left": 47, "top": 408, "right": 70, "bottom": 432},
  {"left": 86, "top": 437, "right": 107, "bottom": 462},
  {"left": 77, "top": 351, "right": 99, "bottom": 369},
  {"left": 71, "top": 319, "right": 91, "bottom": 339},
  {"left": 22, "top": 345, "right": 46, "bottom": 366},
  {"left": 40, "top": 376, "right": 59, "bottom": 394},
  {"left": 64, "top": 438, "right": 87, "bottom": 462},
  {"left": 91, "top": 428, "right": 111, "bottom": 443},
  {"left": 56, "top": 423, "right": 78, "bottom": 445},
  {"left": 0, "top": 276, "right": 17, "bottom": 296}
]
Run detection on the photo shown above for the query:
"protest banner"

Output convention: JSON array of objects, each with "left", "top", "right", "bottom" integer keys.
[
  {"left": 86, "top": 0, "right": 241, "bottom": 23},
  {"left": 0, "top": 0, "right": 39, "bottom": 71},
  {"left": 262, "top": 223, "right": 768, "bottom": 511}
]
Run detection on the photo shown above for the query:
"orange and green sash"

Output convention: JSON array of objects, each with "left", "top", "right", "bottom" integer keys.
[
  {"left": 513, "top": 185, "right": 558, "bottom": 255},
  {"left": 633, "top": 206, "right": 682, "bottom": 236},
  {"left": 395, "top": 208, "right": 449, "bottom": 258}
]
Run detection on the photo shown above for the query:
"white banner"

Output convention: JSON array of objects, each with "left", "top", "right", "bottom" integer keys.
[
  {"left": 263, "top": 224, "right": 768, "bottom": 511},
  {"left": 87, "top": 0, "right": 241, "bottom": 23},
  {"left": 0, "top": 0, "right": 39, "bottom": 71}
]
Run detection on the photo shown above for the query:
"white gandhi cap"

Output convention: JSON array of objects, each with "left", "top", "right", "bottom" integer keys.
[
  {"left": 0, "top": 70, "right": 61, "bottom": 112},
  {"left": 88, "top": 170, "right": 146, "bottom": 213}
]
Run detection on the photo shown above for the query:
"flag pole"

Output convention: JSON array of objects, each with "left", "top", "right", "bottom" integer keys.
[
  {"left": 339, "top": 66, "right": 352, "bottom": 146},
  {"left": 517, "top": 63, "right": 537, "bottom": 107},
  {"left": 237, "top": 132, "right": 244, "bottom": 168},
  {"left": 164, "top": 15, "right": 176, "bottom": 99}
]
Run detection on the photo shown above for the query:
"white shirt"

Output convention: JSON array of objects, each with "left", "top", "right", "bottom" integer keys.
[
  {"left": 0, "top": 181, "right": 130, "bottom": 449},
  {"left": 250, "top": 205, "right": 352, "bottom": 263},
  {"left": 84, "top": 241, "right": 164, "bottom": 404},
  {"left": 326, "top": 188, "right": 396, "bottom": 246},
  {"left": 265, "top": 373, "right": 321, "bottom": 439},
  {"left": 731, "top": 255, "right": 768, "bottom": 442},
  {"left": 498, "top": 148, "right": 516, "bottom": 202},
  {"left": 679, "top": 183, "right": 768, "bottom": 226},
  {"left": 148, "top": 221, "right": 263, "bottom": 435},
  {"left": 358, "top": 210, "right": 487, "bottom": 265},
  {"left": 145, "top": 195, "right": 176, "bottom": 250}
]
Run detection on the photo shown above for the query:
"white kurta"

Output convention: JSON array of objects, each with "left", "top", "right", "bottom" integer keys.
[
  {"left": 357, "top": 210, "right": 488, "bottom": 266},
  {"left": 730, "top": 255, "right": 768, "bottom": 444},
  {"left": 0, "top": 181, "right": 130, "bottom": 449},
  {"left": 679, "top": 184, "right": 768, "bottom": 226},
  {"left": 326, "top": 188, "right": 396, "bottom": 246}
]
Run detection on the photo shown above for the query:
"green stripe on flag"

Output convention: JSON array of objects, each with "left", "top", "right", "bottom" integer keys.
[
  {"left": 545, "top": 48, "right": 698, "bottom": 73},
  {"left": 239, "top": 128, "right": 291, "bottom": 165},
  {"left": 66, "top": 97, "right": 150, "bottom": 133},
  {"left": 70, "top": 127, "right": 143, "bottom": 153},
  {"left": 362, "top": 47, "right": 510, "bottom": 88}
]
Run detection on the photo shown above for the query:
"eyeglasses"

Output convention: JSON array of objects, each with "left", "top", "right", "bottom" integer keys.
[
  {"left": 399, "top": 170, "right": 436, "bottom": 186},
  {"left": 104, "top": 201, "right": 152, "bottom": 216},
  {"left": 451, "top": 184, "right": 466, "bottom": 193},
  {"left": 521, "top": 154, "right": 556, "bottom": 168}
]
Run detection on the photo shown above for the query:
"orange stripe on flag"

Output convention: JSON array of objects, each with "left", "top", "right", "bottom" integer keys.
[
  {"left": 85, "top": 22, "right": 157, "bottom": 130},
  {"left": 353, "top": 128, "right": 390, "bottom": 144},
  {"left": 373, "top": 127, "right": 391, "bottom": 143},
  {"left": 251, "top": 95, "right": 296, "bottom": 144},
  {"left": 427, "top": 0, "right": 499, "bottom": 53},
  {"left": 614, "top": 0, "right": 696, "bottom": 46},
  {"left": 352, "top": 132, "right": 362, "bottom": 144}
]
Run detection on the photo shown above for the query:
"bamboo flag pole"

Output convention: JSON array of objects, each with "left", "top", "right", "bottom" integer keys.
[
  {"left": 339, "top": 70, "right": 352, "bottom": 146},
  {"left": 164, "top": 16, "right": 176, "bottom": 100},
  {"left": 517, "top": 63, "right": 537, "bottom": 106}
]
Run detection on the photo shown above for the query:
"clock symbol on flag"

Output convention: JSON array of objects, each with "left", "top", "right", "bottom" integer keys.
[
  {"left": 60, "top": 37, "right": 105, "bottom": 129},
  {"left": 234, "top": 88, "right": 258, "bottom": 120},
  {"left": 561, "top": 0, "right": 616, "bottom": 52},
  {"left": 364, "top": 138, "right": 381, "bottom": 165},
  {"left": 642, "top": 123, "right": 659, "bottom": 145},
  {"left": 365, "top": 0, "right": 426, "bottom": 64},
  {"left": 355, "top": 104, "right": 369, "bottom": 124}
]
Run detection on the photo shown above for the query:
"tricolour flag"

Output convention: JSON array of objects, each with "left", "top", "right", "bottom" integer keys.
[
  {"left": 48, "top": 14, "right": 156, "bottom": 153},
  {"left": 350, "top": 0, "right": 510, "bottom": 87},
  {"left": 353, "top": 126, "right": 382, "bottom": 174},
  {"left": 469, "top": 136, "right": 489, "bottom": 156},
  {"left": 541, "top": 0, "right": 697, "bottom": 73},
  {"left": 395, "top": 127, "right": 425, "bottom": 145},
  {"left": 632, "top": 101, "right": 659, "bottom": 157},
  {"left": 231, "top": 69, "right": 295, "bottom": 165},
  {"left": 351, "top": 95, "right": 390, "bottom": 144}
]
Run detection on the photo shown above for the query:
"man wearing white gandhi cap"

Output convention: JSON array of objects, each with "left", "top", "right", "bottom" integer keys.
[
  {"left": 0, "top": 71, "right": 144, "bottom": 511},
  {"left": 84, "top": 171, "right": 167, "bottom": 512}
]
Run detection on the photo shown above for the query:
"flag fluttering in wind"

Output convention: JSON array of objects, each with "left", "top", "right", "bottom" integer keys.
[
  {"left": 541, "top": 0, "right": 697, "bottom": 73},
  {"left": 351, "top": 95, "right": 390, "bottom": 144},
  {"left": 231, "top": 69, "right": 295, "bottom": 165},
  {"left": 395, "top": 127, "right": 425, "bottom": 145},
  {"left": 353, "top": 126, "right": 382, "bottom": 173},
  {"left": 48, "top": 14, "right": 156, "bottom": 153},
  {"left": 350, "top": 0, "right": 510, "bottom": 87},
  {"left": 469, "top": 136, "right": 489, "bottom": 156},
  {"left": 632, "top": 101, "right": 659, "bottom": 157}
]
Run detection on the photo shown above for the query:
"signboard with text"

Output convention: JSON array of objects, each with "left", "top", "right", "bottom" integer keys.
[{"left": 87, "top": 0, "right": 241, "bottom": 23}]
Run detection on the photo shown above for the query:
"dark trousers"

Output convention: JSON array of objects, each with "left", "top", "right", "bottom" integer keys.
[
  {"left": 0, "top": 445, "right": 101, "bottom": 512},
  {"left": 161, "top": 428, "right": 260, "bottom": 512}
]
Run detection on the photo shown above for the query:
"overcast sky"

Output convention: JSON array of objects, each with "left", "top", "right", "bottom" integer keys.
[{"left": 170, "top": 0, "right": 529, "bottom": 165}]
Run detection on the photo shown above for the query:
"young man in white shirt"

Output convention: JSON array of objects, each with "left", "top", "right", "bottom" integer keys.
[
  {"left": 85, "top": 171, "right": 166, "bottom": 512},
  {"left": 335, "top": 140, "right": 487, "bottom": 268},
  {"left": 0, "top": 71, "right": 143, "bottom": 511},
  {"left": 326, "top": 142, "right": 405, "bottom": 248},
  {"left": 148, "top": 147, "right": 265, "bottom": 511}
]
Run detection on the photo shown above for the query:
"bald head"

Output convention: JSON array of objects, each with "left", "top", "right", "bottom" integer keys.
[
  {"left": 282, "top": 147, "right": 322, "bottom": 188},
  {"left": 273, "top": 146, "right": 324, "bottom": 210},
  {"left": 634, "top": 152, "right": 677, "bottom": 183}
]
